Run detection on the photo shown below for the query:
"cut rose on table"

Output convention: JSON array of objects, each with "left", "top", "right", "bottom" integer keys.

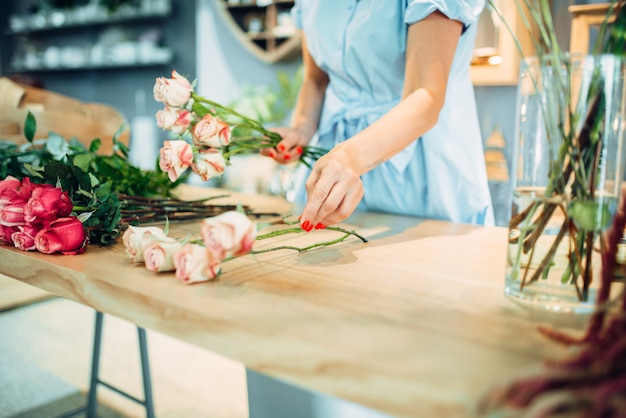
[{"left": 0, "top": 176, "right": 87, "bottom": 255}]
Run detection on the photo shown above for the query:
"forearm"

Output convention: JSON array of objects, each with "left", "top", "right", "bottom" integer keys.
[
  {"left": 337, "top": 87, "right": 442, "bottom": 174},
  {"left": 333, "top": 11, "right": 461, "bottom": 176},
  {"left": 289, "top": 34, "right": 329, "bottom": 142},
  {"left": 290, "top": 77, "right": 326, "bottom": 141}
]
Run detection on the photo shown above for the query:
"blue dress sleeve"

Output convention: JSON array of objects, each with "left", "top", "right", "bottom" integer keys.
[{"left": 405, "top": 0, "right": 486, "bottom": 32}]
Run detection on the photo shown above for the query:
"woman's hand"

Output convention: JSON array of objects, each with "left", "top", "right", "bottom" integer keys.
[
  {"left": 260, "top": 126, "right": 308, "bottom": 164},
  {"left": 299, "top": 143, "right": 365, "bottom": 231}
]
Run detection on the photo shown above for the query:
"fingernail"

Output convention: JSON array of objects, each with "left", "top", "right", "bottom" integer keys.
[
  {"left": 314, "top": 223, "right": 326, "bottom": 230},
  {"left": 304, "top": 222, "right": 314, "bottom": 232},
  {"left": 277, "top": 144, "right": 285, "bottom": 152},
  {"left": 269, "top": 150, "right": 276, "bottom": 158},
  {"left": 301, "top": 220, "right": 310, "bottom": 231},
  {"left": 283, "top": 154, "right": 291, "bottom": 160},
  {"left": 295, "top": 146, "right": 303, "bottom": 155}
]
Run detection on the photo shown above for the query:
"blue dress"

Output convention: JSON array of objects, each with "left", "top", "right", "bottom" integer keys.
[
  {"left": 291, "top": 0, "right": 494, "bottom": 226},
  {"left": 248, "top": 1, "right": 491, "bottom": 417}
]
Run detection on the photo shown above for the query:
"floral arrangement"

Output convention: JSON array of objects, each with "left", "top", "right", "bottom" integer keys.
[
  {"left": 152, "top": 70, "right": 327, "bottom": 183},
  {"left": 503, "top": 0, "right": 626, "bottom": 301},
  {"left": 481, "top": 0, "right": 626, "bottom": 416},
  {"left": 123, "top": 210, "right": 367, "bottom": 284},
  {"left": 0, "top": 111, "right": 273, "bottom": 251},
  {"left": 0, "top": 176, "right": 87, "bottom": 254}
]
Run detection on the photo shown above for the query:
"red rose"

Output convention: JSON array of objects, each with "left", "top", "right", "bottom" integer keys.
[
  {"left": 0, "top": 176, "right": 32, "bottom": 209},
  {"left": 35, "top": 217, "right": 87, "bottom": 255},
  {"left": 0, "top": 225, "right": 19, "bottom": 245},
  {"left": 25, "top": 185, "right": 73, "bottom": 224},
  {"left": 11, "top": 224, "right": 40, "bottom": 251},
  {"left": 0, "top": 204, "right": 26, "bottom": 227}
]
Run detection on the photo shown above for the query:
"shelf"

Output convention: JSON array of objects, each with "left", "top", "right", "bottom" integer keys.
[
  {"left": 7, "top": 8, "right": 171, "bottom": 36},
  {"left": 470, "top": 1, "right": 534, "bottom": 86},
  {"left": 7, "top": 1, "right": 173, "bottom": 76},
  {"left": 10, "top": 56, "right": 173, "bottom": 73},
  {"left": 218, "top": 0, "right": 301, "bottom": 63}
]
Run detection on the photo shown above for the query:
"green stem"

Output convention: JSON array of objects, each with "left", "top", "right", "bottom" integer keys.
[{"left": 248, "top": 233, "right": 354, "bottom": 255}]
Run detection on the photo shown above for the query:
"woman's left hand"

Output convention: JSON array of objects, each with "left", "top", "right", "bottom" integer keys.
[{"left": 299, "top": 143, "right": 365, "bottom": 231}]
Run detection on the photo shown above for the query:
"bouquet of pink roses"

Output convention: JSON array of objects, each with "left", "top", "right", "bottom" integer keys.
[
  {"left": 123, "top": 210, "right": 255, "bottom": 284},
  {"left": 153, "top": 70, "right": 327, "bottom": 182},
  {"left": 0, "top": 176, "right": 87, "bottom": 255},
  {"left": 123, "top": 210, "right": 367, "bottom": 284}
]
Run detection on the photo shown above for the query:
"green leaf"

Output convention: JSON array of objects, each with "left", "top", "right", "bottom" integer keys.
[
  {"left": 568, "top": 200, "right": 612, "bottom": 231},
  {"left": 23, "top": 163, "right": 44, "bottom": 178},
  {"left": 68, "top": 137, "right": 88, "bottom": 153},
  {"left": 24, "top": 112, "right": 36, "bottom": 143},
  {"left": 88, "top": 172, "right": 100, "bottom": 187},
  {"left": 46, "top": 133, "right": 70, "bottom": 160},
  {"left": 89, "top": 138, "right": 102, "bottom": 153},
  {"left": 73, "top": 153, "right": 93, "bottom": 172},
  {"left": 112, "top": 123, "right": 127, "bottom": 143},
  {"left": 76, "top": 188, "right": 94, "bottom": 198},
  {"left": 77, "top": 211, "right": 94, "bottom": 223}
]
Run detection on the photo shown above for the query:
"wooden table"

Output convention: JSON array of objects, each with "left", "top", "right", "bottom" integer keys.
[{"left": 0, "top": 187, "right": 573, "bottom": 417}]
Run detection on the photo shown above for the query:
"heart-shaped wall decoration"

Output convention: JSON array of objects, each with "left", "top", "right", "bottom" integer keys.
[{"left": 217, "top": 0, "right": 302, "bottom": 63}]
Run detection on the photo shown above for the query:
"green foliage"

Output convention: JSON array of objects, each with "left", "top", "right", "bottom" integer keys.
[
  {"left": 228, "top": 66, "right": 304, "bottom": 126},
  {"left": 0, "top": 111, "right": 179, "bottom": 246}
]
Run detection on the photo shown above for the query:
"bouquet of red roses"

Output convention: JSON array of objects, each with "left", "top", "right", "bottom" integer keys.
[{"left": 0, "top": 176, "right": 87, "bottom": 254}]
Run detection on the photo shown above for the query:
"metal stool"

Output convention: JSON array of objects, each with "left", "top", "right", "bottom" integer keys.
[{"left": 58, "top": 311, "right": 155, "bottom": 418}]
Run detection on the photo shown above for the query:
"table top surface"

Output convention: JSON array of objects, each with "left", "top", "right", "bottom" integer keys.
[{"left": 0, "top": 186, "right": 575, "bottom": 417}]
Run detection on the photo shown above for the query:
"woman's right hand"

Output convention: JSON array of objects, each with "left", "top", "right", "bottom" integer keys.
[{"left": 260, "top": 126, "right": 309, "bottom": 164}]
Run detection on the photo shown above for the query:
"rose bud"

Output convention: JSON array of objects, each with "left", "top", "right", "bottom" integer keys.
[
  {"left": 173, "top": 243, "right": 221, "bottom": 284},
  {"left": 192, "top": 149, "right": 226, "bottom": 182},
  {"left": 201, "top": 211, "right": 256, "bottom": 260},
  {"left": 24, "top": 186, "right": 73, "bottom": 224},
  {"left": 159, "top": 140, "right": 193, "bottom": 182},
  {"left": 35, "top": 217, "right": 87, "bottom": 255},
  {"left": 153, "top": 70, "right": 192, "bottom": 108},
  {"left": 122, "top": 225, "right": 173, "bottom": 263}
]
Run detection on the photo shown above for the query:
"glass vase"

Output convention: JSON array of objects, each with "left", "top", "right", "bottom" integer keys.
[{"left": 505, "top": 54, "right": 626, "bottom": 313}]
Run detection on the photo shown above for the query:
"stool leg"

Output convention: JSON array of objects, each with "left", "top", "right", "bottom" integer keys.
[
  {"left": 86, "top": 311, "right": 104, "bottom": 418},
  {"left": 137, "top": 327, "right": 156, "bottom": 418}
]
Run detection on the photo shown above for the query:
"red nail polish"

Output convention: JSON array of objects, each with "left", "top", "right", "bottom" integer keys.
[
  {"left": 301, "top": 220, "right": 310, "bottom": 230},
  {"left": 296, "top": 146, "right": 303, "bottom": 155},
  {"left": 314, "top": 223, "right": 325, "bottom": 229},
  {"left": 304, "top": 222, "right": 314, "bottom": 232},
  {"left": 283, "top": 154, "right": 291, "bottom": 160},
  {"left": 269, "top": 150, "right": 276, "bottom": 158},
  {"left": 277, "top": 144, "right": 285, "bottom": 152}
]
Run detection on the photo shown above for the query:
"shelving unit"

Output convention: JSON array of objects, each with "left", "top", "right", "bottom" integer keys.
[
  {"left": 470, "top": 1, "right": 534, "bottom": 86},
  {"left": 7, "top": 9, "right": 171, "bottom": 35},
  {"left": 6, "top": 0, "right": 173, "bottom": 73},
  {"left": 218, "top": 0, "right": 301, "bottom": 63}
]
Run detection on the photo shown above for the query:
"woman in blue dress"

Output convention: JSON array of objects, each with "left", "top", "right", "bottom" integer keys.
[
  {"left": 252, "top": 1, "right": 492, "bottom": 417},
  {"left": 262, "top": 0, "right": 493, "bottom": 230}
]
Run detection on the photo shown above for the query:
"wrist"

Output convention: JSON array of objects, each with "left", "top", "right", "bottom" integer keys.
[{"left": 333, "top": 141, "right": 376, "bottom": 176}]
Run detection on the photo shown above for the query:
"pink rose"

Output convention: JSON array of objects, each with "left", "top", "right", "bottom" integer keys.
[
  {"left": 34, "top": 217, "right": 87, "bottom": 255},
  {"left": 0, "top": 225, "right": 19, "bottom": 245},
  {"left": 201, "top": 211, "right": 256, "bottom": 260},
  {"left": 153, "top": 70, "right": 192, "bottom": 108},
  {"left": 192, "top": 115, "right": 231, "bottom": 148},
  {"left": 192, "top": 149, "right": 226, "bottom": 181},
  {"left": 0, "top": 176, "right": 23, "bottom": 209},
  {"left": 159, "top": 140, "right": 193, "bottom": 182},
  {"left": 122, "top": 225, "right": 173, "bottom": 263},
  {"left": 0, "top": 176, "right": 33, "bottom": 210},
  {"left": 11, "top": 224, "right": 40, "bottom": 251},
  {"left": 24, "top": 185, "right": 73, "bottom": 224},
  {"left": 143, "top": 239, "right": 184, "bottom": 273},
  {"left": 156, "top": 107, "right": 192, "bottom": 135},
  {"left": 0, "top": 204, "right": 26, "bottom": 227},
  {"left": 173, "top": 243, "right": 221, "bottom": 284},
  {"left": 156, "top": 107, "right": 177, "bottom": 130}
]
